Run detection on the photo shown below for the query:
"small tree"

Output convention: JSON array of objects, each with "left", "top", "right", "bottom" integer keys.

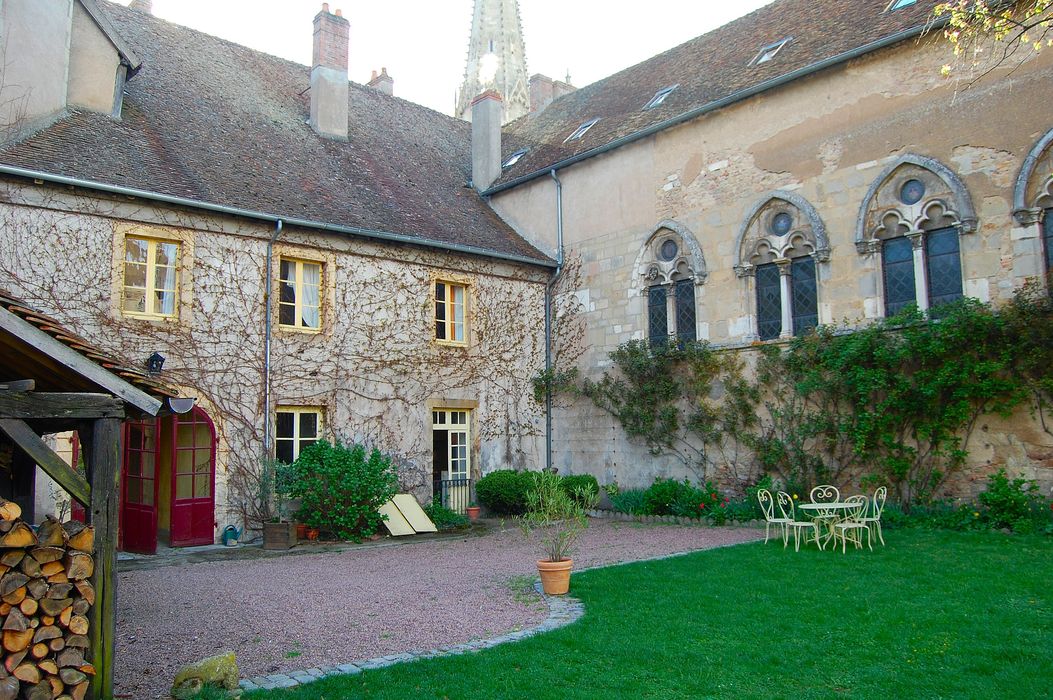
[{"left": 934, "top": 1, "right": 1053, "bottom": 76}]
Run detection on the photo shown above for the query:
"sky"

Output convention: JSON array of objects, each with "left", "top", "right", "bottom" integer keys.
[{"left": 115, "top": 1, "right": 774, "bottom": 116}]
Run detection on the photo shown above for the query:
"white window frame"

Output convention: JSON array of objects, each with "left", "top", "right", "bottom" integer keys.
[
  {"left": 564, "top": 118, "right": 599, "bottom": 143},
  {"left": 750, "top": 37, "right": 792, "bottom": 66},
  {"left": 122, "top": 236, "right": 180, "bottom": 318},
  {"left": 275, "top": 406, "right": 323, "bottom": 463},
  {"left": 278, "top": 257, "right": 323, "bottom": 331},
  {"left": 434, "top": 279, "right": 468, "bottom": 346}
]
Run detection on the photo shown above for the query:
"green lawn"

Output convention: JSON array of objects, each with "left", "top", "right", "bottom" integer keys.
[{"left": 246, "top": 531, "right": 1052, "bottom": 700}]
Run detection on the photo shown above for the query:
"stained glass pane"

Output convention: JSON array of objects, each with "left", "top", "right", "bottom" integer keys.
[
  {"left": 1043, "top": 209, "right": 1052, "bottom": 274},
  {"left": 883, "top": 237, "right": 916, "bottom": 317},
  {"left": 674, "top": 279, "right": 696, "bottom": 344},
  {"left": 648, "top": 286, "right": 668, "bottom": 346},
  {"left": 791, "top": 257, "right": 818, "bottom": 337},
  {"left": 926, "top": 227, "right": 962, "bottom": 309},
  {"left": 755, "top": 263, "right": 782, "bottom": 341}
]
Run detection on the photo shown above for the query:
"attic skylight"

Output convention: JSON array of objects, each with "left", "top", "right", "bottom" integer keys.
[
  {"left": 887, "top": 0, "right": 917, "bottom": 10},
  {"left": 750, "top": 37, "right": 792, "bottom": 66},
  {"left": 644, "top": 85, "right": 679, "bottom": 110},
  {"left": 564, "top": 118, "right": 599, "bottom": 143},
  {"left": 503, "top": 148, "right": 529, "bottom": 168}
]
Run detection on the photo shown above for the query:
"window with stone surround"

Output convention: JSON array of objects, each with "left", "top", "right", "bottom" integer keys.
[
  {"left": 275, "top": 407, "right": 323, "bottom": 463},
  {"left": 633, "top": 220, "right": 707, "bottom": 346},
  {"left": 435, "top": 279, "right": 468, "bottom": 345},
  {"left": 736, "top": 192, "right": 828, "bottom": 341},
  {"left": 278, "top": 257, "right": 322, "bottom": 330},
  {"left": 856, "top": 155, "right": 975, "bottom": 318},
  {"left": 122, "top": 236, "right": 180, "bottom": 318},
  {"left": 1013, "top": 127, "right": 1053, "bottom": 287}
]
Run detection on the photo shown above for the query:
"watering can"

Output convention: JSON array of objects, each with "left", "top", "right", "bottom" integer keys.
[{"left": 221, "top": 525, "right": 241, "bottom": 547}]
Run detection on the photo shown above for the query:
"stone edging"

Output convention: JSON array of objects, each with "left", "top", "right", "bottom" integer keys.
[
  {"left": 238, "top": 582, "right": 585, "bottom": 692},
  {"left": 587, "top": 508, "right": 763, "bottom": 527}
]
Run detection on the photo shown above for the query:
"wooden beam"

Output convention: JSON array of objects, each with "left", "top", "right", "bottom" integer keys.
[
  {"left": 0, "top": 305, "right": 163, "bottom": 416},
  {"left": 0, "top": 419, "right": 91, "bottom": 507},
  {"left": 0, "top": 380, "right": 34, "bottom": 391},
  {"left": 0, "top": 392, "right": 125, "bottom": 420},
  {"left": 86, "top": 418, "right": 120, "bottom": 700}
]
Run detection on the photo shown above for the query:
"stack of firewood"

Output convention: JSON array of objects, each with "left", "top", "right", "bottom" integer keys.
[{"left": 0, "top": 501, "right": 94, "bottom": 700}]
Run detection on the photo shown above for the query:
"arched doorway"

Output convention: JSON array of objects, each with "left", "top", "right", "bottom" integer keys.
[{"left": 120, "top": 407, "right": 216, "bottom": 553}]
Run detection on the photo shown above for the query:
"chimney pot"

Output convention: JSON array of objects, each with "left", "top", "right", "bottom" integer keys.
[
  {"left": 129, "top": 0, "right": 154, "bottom": 14},
  {"left": 321, "top": 3, "right": 329, "bottom": 12},
  {"left": 471, "top": 91, "right": 503, "bottom": 191},
  {"left": 335, "top": 8, "right": 343, "bottom": 16},
  {"left": 367, "top": 67, "right": 394, "bottom": 96}
]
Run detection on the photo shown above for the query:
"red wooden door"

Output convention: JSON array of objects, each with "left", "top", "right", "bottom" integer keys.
[
  {"left": 121, "top": 420, "right": 160, "bottom": 554},
  {"left": 169, "top": 408, "right": 216, "bottom": 547}
]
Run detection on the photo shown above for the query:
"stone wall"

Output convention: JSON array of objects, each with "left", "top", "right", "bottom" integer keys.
[{"left": 492, "top": 33, "right": 1053, "bottom": 497}]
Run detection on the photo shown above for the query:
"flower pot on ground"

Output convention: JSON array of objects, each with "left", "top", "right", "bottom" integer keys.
[
  {"left": 263, "top": 521, "right": 296, "bottom": 550},
  {"left": 306, "top": 527, "right": 320, "bottom": 541},
  {"left": 466, "top": 504, "right": 481, "bottom": 521},
  {"left": 296, "top": 523, "right": 307, "bottom": 540},
  {"left": 521, "top": 472, "right": 598, "bottom": 595}
]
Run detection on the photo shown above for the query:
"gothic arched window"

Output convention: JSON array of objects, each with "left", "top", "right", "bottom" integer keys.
[
  {"left": 1013, "top": 127, "right": 1053, "bottom": 283},
  {"left": 734, "top": 192, "right": 829, "bottom": 341},
  {"left": 631, "top": 220, "right": 707, "bottom": 345},
  {"left": 856, "top": 154, "right": 977, "bottom": 317}
]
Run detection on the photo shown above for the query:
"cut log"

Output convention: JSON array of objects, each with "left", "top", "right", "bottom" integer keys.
[
  {"left": 70, "top": 680, "right": 88, "bottom": 700},
  {"left": 58, "top": 607, "right": 71, "bottom": 628},
  {"left": 3, "top": 649, "right": 27, "bottom": 674},
  {"left": 37, "top": 599, "right": 70, "bottom": 618},
  {"left": 71, "top": 582, "right": 93, "bottom": 607},
  {"left": 1, "top": 629, "right": 32, "bottom": 653},
  {"left": 0, "top": 501, "right": 20, "bottom": 522},
  {"left": 23, "top": 681, "right": 49, "bottom": 700},
  {"left": 0, "top": 587, "right": 25, "bottom": 606},
  {"left": 56, "top": 649, "right": 83, "bottom": 669},
  {"left": 2, "top": 609, "right": 27, "bottom": 632},
  {"left": 47, "top": 638, "right": 63, "bottom": 653},
  {"left": 75, "top": 664, "right": 93, "bottom": 677},
  {"left": 18, "top": 557, "right": 41, "bottom": 579},
  {"left": 0, "top": 552, "right": 23, "bottom": 569},
  {"left": 36, "top": 660, "right": 57, "bottom": 676},
  {"left": 62, "top": 636, "right": 87, "bottom": 649},
  {"left": 18, "top": 598, "right": 36, "bottom": 617},
  {"left": 0, "top": 572, "right": 27, "bottom": 598},
  {"left": 0, "top": 676, "right": 18, "bottom": 700},
  {"left": 60, "top": 524, "right": 93, "bottom": 555},
  {"left": 0, "top": 524, "right": 36, "bottom": 549},
  {"left": 39, "top": 617, "right": 53, "bottom": 628},
  {"left": 29, "top": 642, "right": 47, "bottom": 659},
  {"left": 39, "top": 562, "right": 63, "bottom": 578},
  {"left": 35, "top": 518, "right": 66, "bottom": 548},
  {"left": 31, "top": 625, "right": 60, "bottom": 644},
  {"left": 66, "top": 616, "right": 88, "bottom": 636},
  {"left": 46, "top": 676, "right": 63, "bottom": 698},
  {"left": 45, "top": 573, "right": 68, "bottom": 585},
  {"left": 11, "top": 663, "right": 39, "bottom": 684},
  {"left": 27, "top": 618, "right": 37, "bottom": 629},
  {"left": 70, "top": 599, "right": 88, "bottom": 616},
  {"left": 62, "top": 553, "right": 92, "bottom": 582},
  {"left": 57, "top": 669, "right": 84, "bottom": 686},
  {"left": 0, "top": 604, "right": 8, "bottom": 617},
  {"left": 29, "top": 548, "right": 63, "bottom": 565},
  {"left": 0, "top": 522, "right": 12, "bottom": 535},
  {"left": 25, "top": 579, "right": 47, "bottom": 601},
  {"left": 45, "top": 584, "right": 72, "bottom": 600}
]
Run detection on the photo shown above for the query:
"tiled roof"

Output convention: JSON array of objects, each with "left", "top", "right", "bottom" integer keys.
[
  {"left": 0, "top": 289, "right": 177, "bottom": 399},
  {"left": 493, "top": 0, "right": 941, "bottom": 189},
  {"left": 0, "top": 1, "right": 551, "bottom": 265}
]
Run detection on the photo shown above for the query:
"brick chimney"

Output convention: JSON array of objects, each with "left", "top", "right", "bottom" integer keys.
[
  {"left": 530, "top": 73, "right": 576, "bottom": 114},
  {"left": 471, "top": 90, "right": 502, "bottom": 192},
  {"left": 129, "top": 0, "right": 154, "bottom": 13},
  {"left": 310, "top": 4, "right": 350, "bottom": 141},
  {"left": 367, "top": 67, "right": 394, "bottom": 96}
]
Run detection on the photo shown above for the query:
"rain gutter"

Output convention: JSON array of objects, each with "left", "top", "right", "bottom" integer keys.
[
  {"left": 0, "top": 165, "right": 557, "bottom": 269},
  {"left": 484, "top": 23, "right": 938, "bottom": 196}
]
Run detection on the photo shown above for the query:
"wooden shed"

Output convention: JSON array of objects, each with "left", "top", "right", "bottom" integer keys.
[{"left": 0, "top": 291, "right": 177, "bottom": 699}]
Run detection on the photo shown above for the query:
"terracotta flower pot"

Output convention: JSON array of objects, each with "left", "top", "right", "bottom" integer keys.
[
  {"left": 466, "top": 506, "right": 481, "bottom": 521},
  {"left": 306, "top": 527, "right": 320, "bottom": 541},
  {"left": 295, "top": 523, "right": 307, "bottom": 540},
  {"left": 537, "top": 558, "right": 573, "bottom": 595}
]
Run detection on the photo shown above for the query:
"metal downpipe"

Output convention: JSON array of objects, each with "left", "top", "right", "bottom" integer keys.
[
  {"left": 262, "top": 219, "right": 283, "bottom": 456},
  {"left": 545, "top": 169, "right": 565, "bottom": 472}
]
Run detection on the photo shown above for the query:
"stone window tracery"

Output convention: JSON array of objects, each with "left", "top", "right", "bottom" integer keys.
[
  {"left": 735, "top": 192, "right": 828, "bottom": 340},
  {"left": 1013, "top": 127, "right": 1053, "bottom": 283},
  {"left": 632, "top": 220, "right": 707, "bottom": 345},
  {"left": 856, "top": 154, "right": 976, "bottom": 317}
]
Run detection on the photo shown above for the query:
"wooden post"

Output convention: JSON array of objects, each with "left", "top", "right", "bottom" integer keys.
[{"left": 85, "top": 418, "right": 120, "bottom": 700}]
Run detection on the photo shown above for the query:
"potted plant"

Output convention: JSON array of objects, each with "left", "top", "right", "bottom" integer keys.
[
  {"left": 465, "top": 502, "right": 481, "bottom": 521},
  {"left": 261, "top": 459, "right": 296, "bottom": 550},
  {"left": 521, "top": 472, "right": 595, "bottom": 595}
]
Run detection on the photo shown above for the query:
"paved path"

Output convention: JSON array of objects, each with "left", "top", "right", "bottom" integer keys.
[{"left": 115, "top": 520, "right": 761, "bottom": 699}]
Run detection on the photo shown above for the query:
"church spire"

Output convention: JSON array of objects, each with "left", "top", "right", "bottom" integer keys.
[{"left": 456, "top": 0, "right": 530, "bottom": 125}]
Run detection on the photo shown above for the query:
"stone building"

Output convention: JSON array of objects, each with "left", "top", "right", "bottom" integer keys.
[{"left": 0, "top": 0, "right": 1051, "bottom": 551}]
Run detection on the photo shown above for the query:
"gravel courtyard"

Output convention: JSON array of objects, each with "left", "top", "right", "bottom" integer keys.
[{"left": 115, "top": 520, "right": 761, "bottom": 699}]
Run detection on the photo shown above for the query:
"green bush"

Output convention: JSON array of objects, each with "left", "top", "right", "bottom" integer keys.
[
  {"left": 979, "top": 468, "right": 1046, "bottom": 532},
  {"left": 423, "top": 502, "right": 470, "bottom": 531},
  {"left": 643, "top": 478, "right": 702, "bottom": 516},
  {"left": 475, "top": 469, "right": 536, "bottom": 515},
  {"left": 287, "top": 441, "right": 398, "bottom": 541},
  {"left": 560, "top": 474, "right": 600, "bottom": 507},
  {"left": 609, "top": 488, "right": 647, "bottom": 515}
]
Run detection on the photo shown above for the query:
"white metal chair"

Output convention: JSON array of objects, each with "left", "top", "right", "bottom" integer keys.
[
  {"left": 757, "top": 489, "right": 790, "bottom": 544},
  {"left": 857, "top": 486, "right": 887, "bottom": 546},
  {"left": 777, "top": 491, "right": 822, "bottom": 552},
  {"left": 833, "top": 495, "right": 871, "bottom": 553},
  {"left": 810, "top": 484, "right": 840, "bottom": 504}
]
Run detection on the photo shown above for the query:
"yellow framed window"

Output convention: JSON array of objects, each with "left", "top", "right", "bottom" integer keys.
[
  {"left": 279, "top": 258, "right": 322, "bottom": 330},
  {"left": 275, "top": 407, "right": 323, "bottom": 463},
  {"left": 435, "top": 280, "right": 466, "bottom": 343},
  {"left": 123, "top": 237, "right": 179, "bottom": 317}
]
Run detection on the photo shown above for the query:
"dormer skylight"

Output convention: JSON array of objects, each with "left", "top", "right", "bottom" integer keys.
[
  {"left": 750, "top": 37, "right": 792, "bottom": 66},
  {"left": 502, "top": 148, "right": 529, "bottom": 168},
  {"left": 644, "top": 85, "right": 679, "bottom": 110},
  {"left": 564, "top": 118, "right": 599, "bottom": 143},
  {"left": 886, "top": 0, "right": 917, "bottom": 10}
]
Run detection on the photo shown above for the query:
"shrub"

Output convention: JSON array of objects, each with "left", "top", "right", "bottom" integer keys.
[
  {"left": 978, "top": 469, "right": 1049, "bottom": 533},
  {"left": 643, "top": 478, "right": 701, "bottom": 516},
  {"left": 609, "top": 488, "right": 647, "bottom": 515},
  {"left": 522, "top": 471, "right": 587, "bottom": 562},
  {"left": 560, "top": 474, "right": 600, "bottom": 507},
  {"left": 475, "top": 469, "right": 535, "bottom": 515},
  {"left": 287, "top": 441, "right": 399, "bottom": 541},
  {"left": 423, "top": 502, "right": 470, "bottom": 531}
]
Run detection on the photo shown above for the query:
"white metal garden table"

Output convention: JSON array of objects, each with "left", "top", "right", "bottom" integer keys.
[{"left": 798, "top": 502, "right": 857, "bottom": 548}]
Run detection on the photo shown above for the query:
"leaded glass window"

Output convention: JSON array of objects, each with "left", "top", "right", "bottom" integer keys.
[
  {"left": 648, "top": 286, "right": 668, "bottom": 346},
  {"left": 883, "top": 236, "right": 916, "bottom": 317},
  {"left": 755, "top": 263, "right": 781, "bottom": 341},
  {"left": 1044, "top": 209, "right": 1053, "bottom": 276},
  {"left": 791, "top": 257, "right": 818, "bottom": 336},
  {"left": 674, "top": 279, "right": 696, "bottom": 344},
  {"left": 925, "top": 226, "right": 963, "bottom": 309}
]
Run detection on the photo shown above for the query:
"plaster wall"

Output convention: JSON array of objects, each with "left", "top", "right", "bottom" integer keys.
[
  {"left": 0, "top": 0, "right": 72, "bottom": 135},
  {"left": 66, "top": 0, "right": 120, "bottom": 114},
  {"left": 0, "top": 180, "right": 548, "bottom": 542},
  {"left": 493, "top": 35, "right": 1053, "bottom": 496}
]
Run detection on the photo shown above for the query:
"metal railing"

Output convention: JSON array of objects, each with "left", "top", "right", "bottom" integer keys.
[{"left": 434, "top": 476, "right": 471, "bottom": 514}]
